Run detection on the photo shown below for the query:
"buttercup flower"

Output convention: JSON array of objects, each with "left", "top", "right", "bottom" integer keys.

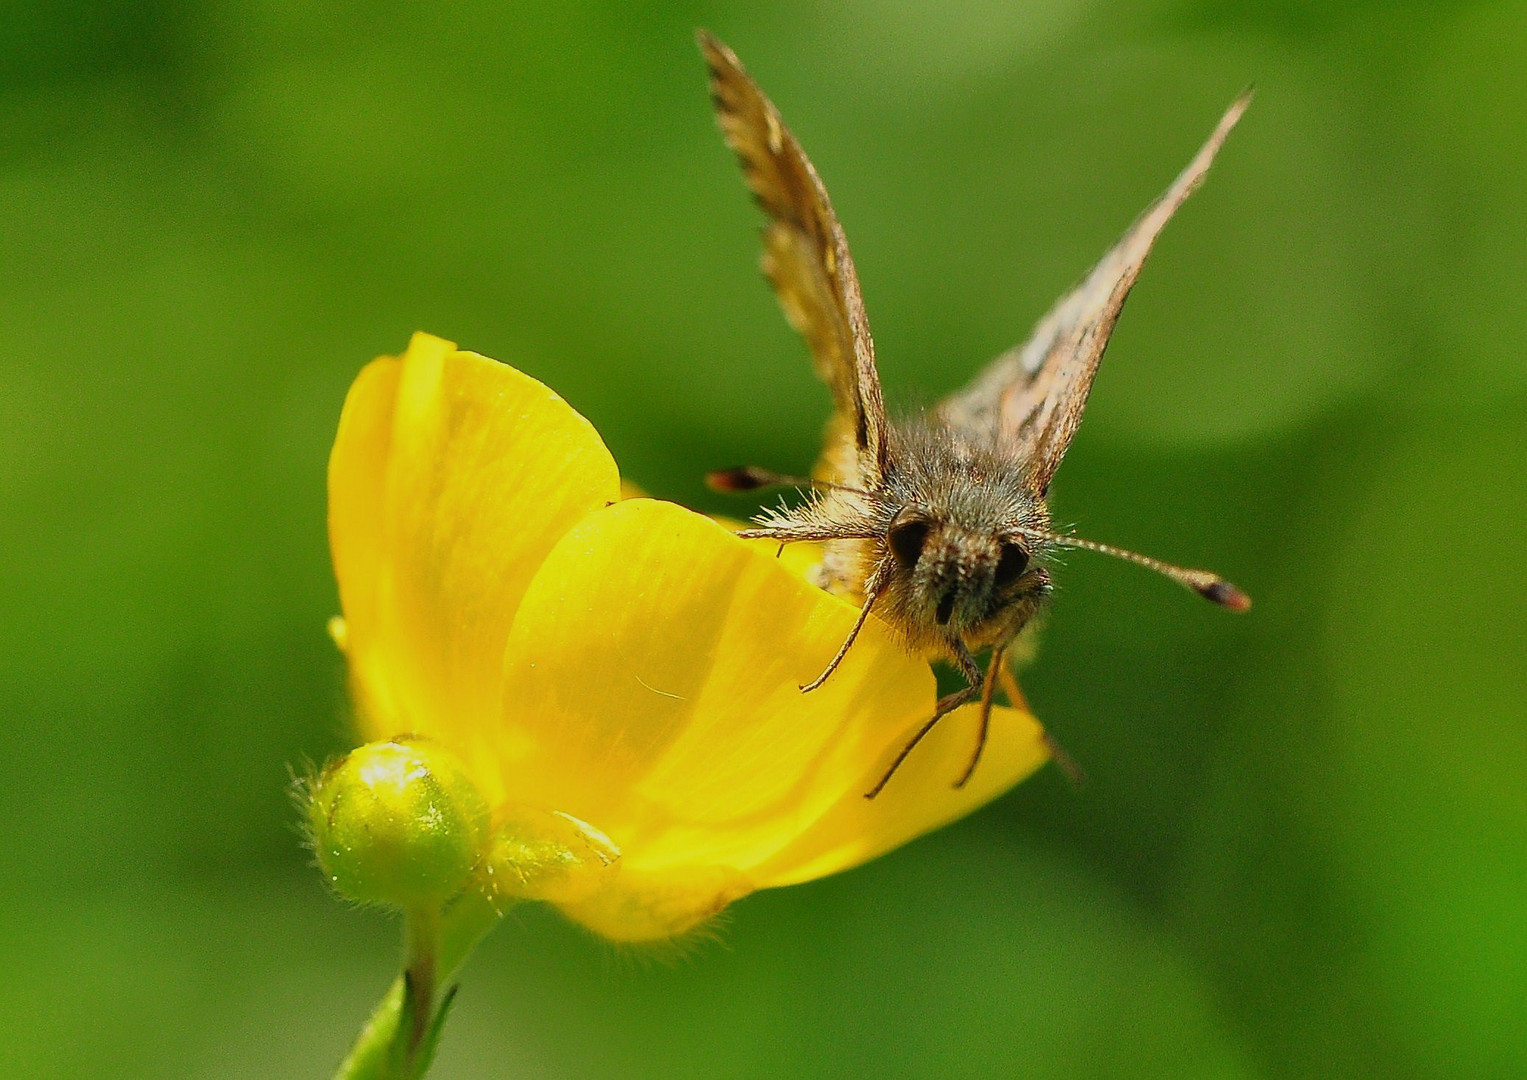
[{"left": 328, "top": 332, "right": 1049, "bottom": 941}]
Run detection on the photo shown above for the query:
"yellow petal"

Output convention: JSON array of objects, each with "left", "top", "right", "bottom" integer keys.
[
  {"left": 557, "top": 864, "right": 754, "bottom": 942},
  {"left": 748, "top": 702, "right": 1050, "bottom": 887},
  {"left": 329, "top": 333, "right": 621, "bottom": 795},
  {"left": 496, "top": 498, "right": 935, "bottom": 876},
  {"left": 328, "top": 355, "right": 401, "bottom": 682}
]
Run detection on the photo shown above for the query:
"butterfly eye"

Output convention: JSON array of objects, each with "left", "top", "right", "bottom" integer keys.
[
  {"left": 888, "top": 518, "right": 931, "bottom": 568},
  {"left": 993, "top": 542, "right": 1030, "bottom": 587}
]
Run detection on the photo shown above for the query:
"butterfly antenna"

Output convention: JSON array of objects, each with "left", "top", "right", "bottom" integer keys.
[
  {"left": 1022, "top": 530, "right": 1251, "bottom": 611},
  {"left": 707, "top": 465, "right": 867, "bottom": 496}
]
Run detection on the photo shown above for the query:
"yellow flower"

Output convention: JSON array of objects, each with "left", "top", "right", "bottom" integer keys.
[{"left": 328, "top": 332, "right": 1049, "bottom": 941}]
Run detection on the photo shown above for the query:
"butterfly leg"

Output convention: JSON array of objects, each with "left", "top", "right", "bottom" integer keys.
[
  {"left": 953, "top": 644, "right": 1007, "bottom": 789},
  {"left": 864, "top": 640, "right": 982, "bottom": 799},
  {"left": 995, "top": 662, "right": 1029, "bottom": 713},
  {"left": 997, "top": 664, "right": 1086, "bottom": 786},
  {"left": 800, "top": 559, "right": 893, "bottom": 693}
]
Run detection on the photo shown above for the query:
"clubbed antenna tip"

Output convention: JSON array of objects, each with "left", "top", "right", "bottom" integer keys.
[
  {"left": 706, "top": 466, "right": 771, "bottom": 492},
  {"left": 1196, "top": 578, "right": 1252, "bottom": 612}
]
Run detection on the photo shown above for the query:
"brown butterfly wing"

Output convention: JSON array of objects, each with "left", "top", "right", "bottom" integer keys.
[
  {"left": 699, "top": 31, "right": 889, "bottom": 484},
  {"left": 939, "top": 92, "right": 1251, "bottom": 495}
]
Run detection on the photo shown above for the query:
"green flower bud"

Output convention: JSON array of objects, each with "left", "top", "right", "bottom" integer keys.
[{"left": 308, "top": 738, "right": 490, "bottom": 907}]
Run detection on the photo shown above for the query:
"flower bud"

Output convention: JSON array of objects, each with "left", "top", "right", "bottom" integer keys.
[{"left": 308, "top": 738, "right": 490, "bottom": 907}]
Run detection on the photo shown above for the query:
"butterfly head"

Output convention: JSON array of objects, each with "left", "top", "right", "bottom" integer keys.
[{"left": 872, "top": 428, "right": 1054, "bottom": 644}]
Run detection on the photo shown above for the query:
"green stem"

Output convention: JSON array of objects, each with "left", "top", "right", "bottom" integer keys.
[{"left": 332, "top": 891, "right": 506, "bottom": 1080}]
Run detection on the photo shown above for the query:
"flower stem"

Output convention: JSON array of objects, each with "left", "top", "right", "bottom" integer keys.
[
  {"left": 332, "top": 891, "right": 505, "bottom": 1080},
  {"left": 396, "top": 904, "right": 439, "bottom": 1074}
]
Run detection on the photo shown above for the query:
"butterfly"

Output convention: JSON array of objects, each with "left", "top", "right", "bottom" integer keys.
[{"left": 698, "top": 31, "right": 1251, "bottom": 798}]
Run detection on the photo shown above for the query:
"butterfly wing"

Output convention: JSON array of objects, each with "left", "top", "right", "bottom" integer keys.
[
  {"left": 700, "top": 31, "right": 889, "bottom": 485},
  {"left": 939, "top": 92, "right": 1251, "bottom": 495}
]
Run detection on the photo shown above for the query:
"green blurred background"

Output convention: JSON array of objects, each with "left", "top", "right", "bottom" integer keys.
[{"left": 4, "top": 1, "right": 1525, "bottom": 1076}]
